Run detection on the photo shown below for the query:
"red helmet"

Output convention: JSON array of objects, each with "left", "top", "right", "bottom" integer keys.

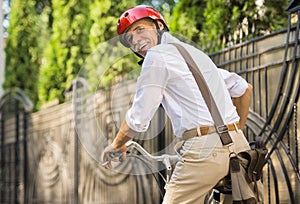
[{"left": 117, "top": 5, "right": 168, "bottom": 47}]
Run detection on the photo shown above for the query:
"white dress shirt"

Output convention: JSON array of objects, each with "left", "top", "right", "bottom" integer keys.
[{"left": 125, "top": 32, "right": 248, "bottom": 138}]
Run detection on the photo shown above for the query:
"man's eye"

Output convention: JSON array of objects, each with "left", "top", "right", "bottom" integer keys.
[{"left": 136, "top": 27, "right": 143, "bottom": 33}]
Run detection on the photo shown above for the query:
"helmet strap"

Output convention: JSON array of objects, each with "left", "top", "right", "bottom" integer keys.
[{"left": 153, "top": 20, "right": 165, "bottom": 45}]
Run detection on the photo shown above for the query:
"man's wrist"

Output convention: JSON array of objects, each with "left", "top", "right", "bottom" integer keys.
[
  {"left": 111, "top": 139, "right": 123, "bottom": 149},
  {"left": 110, "top": 120, "right": 137, "bottom": 150},
  {"left": 119, "top": 120, "right": 138, "bottom": 138}
]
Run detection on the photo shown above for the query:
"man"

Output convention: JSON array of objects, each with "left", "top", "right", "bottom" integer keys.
[{"left": 102, "top": 5, "right": 253, "bottom": 203}]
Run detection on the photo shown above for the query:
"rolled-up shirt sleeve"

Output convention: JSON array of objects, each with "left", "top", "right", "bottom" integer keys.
[
  {"left": 125, "top": 50, "right": 168, "bottom": 132},
  {"left": 218, "top": 68, "right": 248, "bottom": 98}
]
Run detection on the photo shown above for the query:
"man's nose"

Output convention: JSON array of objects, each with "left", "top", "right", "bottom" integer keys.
[
  {"left": 132, "top": 34, "right": 141, "bottom": 46},
  {"left": 131, "top": 36, "right": 142, "bottom": 52}
]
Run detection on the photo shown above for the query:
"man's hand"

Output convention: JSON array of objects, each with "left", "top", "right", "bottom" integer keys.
[
  {"left": 101, "top": 120, "right": 137, "bottom": 169},
  {"left": 101, "top": 144, "right": 127, "bottom": 169}
]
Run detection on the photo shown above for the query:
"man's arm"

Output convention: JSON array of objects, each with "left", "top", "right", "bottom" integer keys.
[
  {"left": 232, "top": 83, "right": 253, "bottom": 130},
  {"left": 112, "top": 120, "right": 137, "bottom": 149}
]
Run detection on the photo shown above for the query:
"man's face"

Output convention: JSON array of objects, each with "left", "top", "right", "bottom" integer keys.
[{"left": 124, "top": 19, "right": 160, "bottom": 57}]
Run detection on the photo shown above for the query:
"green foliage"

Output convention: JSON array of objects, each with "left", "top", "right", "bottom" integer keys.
[
  {"left": 4, "top": 0, "right": 292, "bottom": 110},
  {"left": 89, "top": 0, "right": 136, "bottom": 49},
  {"left": 4, "top": 0, "right": 41, "bottom": 107},
  {"left": 87, "top": 0, "right": 140, "bottom": 89},
  {"left": 170, "top": 0, "right": 206, "bottom": 44},
  {"left": 38, "top": 0, "right": 91, "bottom": 107},
  {"left": 261, "top": 0, "right": 290, "bottom": 32},
  {"left": 202, "top": 0, "right": 258, "bottom": 52},
  {"left": 81, "top": 36, "right": 140, "bottom": 91},
  {"left": 169, "top": 0, "right": 290, "bottom": 53}
]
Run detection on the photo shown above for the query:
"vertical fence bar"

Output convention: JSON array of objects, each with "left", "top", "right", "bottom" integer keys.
[
  {"left": 158, "top": 107, "right": 165, "bottom": 203},
  {"left": 15, "top": 100, "right": 19, "bottom": 204},
  {"left": 0, "top": 108, "right": 4, "bottom": 203},
  {"left": 265, "top": 66, "right": 269, "bottom": 118},
  {"left": 23, "top": 108, "right": 28, "bottom": 204},
  {"left": 73, "top": 81, "right": 79, "bottom": 204},
  {"left": 294, "top": 103, "right": 299, "bottom": 174},
  {"left": 8, "top": 144, "right": 11, "bottom": 203},
  {"left": 258, "top": 69, "right": 262, "bottom": 116}
]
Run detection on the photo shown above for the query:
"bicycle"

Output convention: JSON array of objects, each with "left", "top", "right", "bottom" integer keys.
[{"left": 102, "top": 140, "right": 225, "bottom": 204}]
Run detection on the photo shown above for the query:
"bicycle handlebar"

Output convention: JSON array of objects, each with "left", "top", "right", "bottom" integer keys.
[
  {"left": 125, "top": 141, "right": 179, "bottom": 170},
  {"left": 102, "top": 141, "right": 179, "bottom": 183},
  {"left": 103, "top": 141, "right": 220, "bottom": 203}
]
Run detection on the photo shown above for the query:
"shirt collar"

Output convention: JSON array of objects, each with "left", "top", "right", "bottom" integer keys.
[
  {"left": 138, "top": 32, "right": 180, "bottom": 65},
  {"left": 160, "top": 32, "right": 181, "bottom": 44}
]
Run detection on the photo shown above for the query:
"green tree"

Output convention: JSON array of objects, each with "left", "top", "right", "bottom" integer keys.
[
  {"left": 202, "top": 0, "right": 258, "bottom": 51},
  {"left": 38, "top": 0, "right": 91, "bottom": 106},
  {"left": 260, "top": 0, "right": 290, "bottom": 33},
  {"left": 170, "top": 0, "right": 206, "bottom": 44},
  {"left": 202, "top": 0, "right": 290, "bottom": 51},
  {"left": 169, "top": 0, "right": 290, "bottom": 52},
  {"left": 86, "top": 0, "right": 139, "bottom": 89},
  {"left": 4, "top": 0, "right": 42, "bottom": 106},
  {"left": 89, "top": 0, "right": 137, "bottom": 50}
]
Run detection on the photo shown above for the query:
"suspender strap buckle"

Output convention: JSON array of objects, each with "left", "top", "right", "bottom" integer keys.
[
  {"left": 219, "top": 132, "right": 234, "bottom": 146},
  {"left": 216, "top": 125, "right": 229, "bottom": 134},
  {"left": 216, "top": 125, "right": 234, "bottom": 146}
]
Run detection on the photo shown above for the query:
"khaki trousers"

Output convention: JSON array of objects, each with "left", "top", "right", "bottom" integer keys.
[{"left": 162, "top": 130, "right": 250, "bottom": 204}]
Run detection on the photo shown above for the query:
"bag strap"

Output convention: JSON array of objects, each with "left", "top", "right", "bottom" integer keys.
[{"left": 171, "top": 43, "right": 233, "bottom": 146}]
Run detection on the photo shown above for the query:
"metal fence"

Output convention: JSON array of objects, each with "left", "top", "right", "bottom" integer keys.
[
  {"left": 0, "top": 3, "right": 299, "bottom": 204},
  {"left": 209, "top": 3, "right": 299, "bottom": 203},
  {"left": 0, "top": 88, "right": 33, "bottom": 204}
]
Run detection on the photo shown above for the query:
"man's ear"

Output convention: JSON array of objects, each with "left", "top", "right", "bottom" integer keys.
[{"left": 157, "top": 21, "right": 164, "bottom": 30}]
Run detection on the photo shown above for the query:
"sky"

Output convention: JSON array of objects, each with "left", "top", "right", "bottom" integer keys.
[{"left": 2, "top": 0, "right": 10, "bottom": 37}]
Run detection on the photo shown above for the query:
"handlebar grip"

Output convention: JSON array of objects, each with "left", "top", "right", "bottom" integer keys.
[
  {"left": 101, "top": 152, "right": 124, "bottom": 167},
  {"left": 109, "top": 152, "right": 124, "bottom": 162},
  {"left": 109, "top": 152, "right": 122, "bottom": 158}
]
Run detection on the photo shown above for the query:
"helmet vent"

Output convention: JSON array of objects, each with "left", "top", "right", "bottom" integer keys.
[{"left": 125, "top": 12, "right": 129, "bottom": 17}]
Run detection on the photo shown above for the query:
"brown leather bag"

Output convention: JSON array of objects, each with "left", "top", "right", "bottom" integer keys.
[
  {"left": 214, "top": 141, "right": 268, "bottom": 194},
  {"left": 239, "top": 141, "right": 268, "bottom": 182}
]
